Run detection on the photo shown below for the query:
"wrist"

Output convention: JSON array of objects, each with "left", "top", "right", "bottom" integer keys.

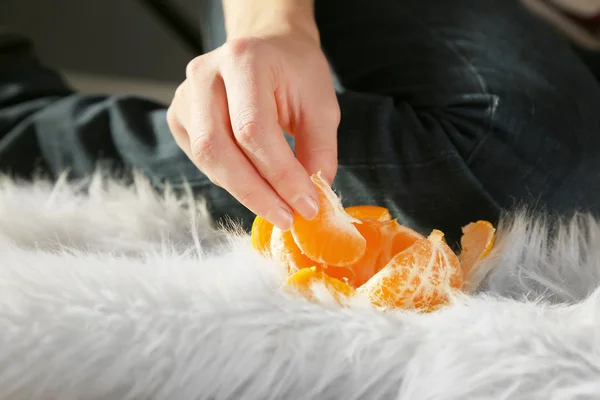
[{"left": 223, "top": 0, "right": 319, "bottom": 44}]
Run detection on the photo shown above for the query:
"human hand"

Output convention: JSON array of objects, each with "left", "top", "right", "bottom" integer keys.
[{"left": 166, "top": 2, "right": 340, "bottom": 231}]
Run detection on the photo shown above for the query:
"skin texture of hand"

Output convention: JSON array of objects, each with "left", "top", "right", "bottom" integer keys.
[{"left": 166, "top": 0, "right": 340, "bottom": 231}]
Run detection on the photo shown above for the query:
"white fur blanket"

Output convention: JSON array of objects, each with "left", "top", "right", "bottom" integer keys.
[{"left": 0, "top": 173, "right": 599, "bottom": 400}]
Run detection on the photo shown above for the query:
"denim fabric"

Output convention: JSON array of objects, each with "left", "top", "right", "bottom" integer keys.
[{"left": 1, "top": 0, "right": 600, "bottom": 246}]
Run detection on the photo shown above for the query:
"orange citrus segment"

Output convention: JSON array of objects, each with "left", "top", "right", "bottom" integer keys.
[
  {"left": 287, "top": 266, "right": 355, "bottom": 303},
  {"left": 323, "top": 218, "right": 383, "bottom": 288},
  {"left": 251, "top": 215, "right": 274, "bottom": 256},
  {"left": 270, "top": 227, "right": 316, "bottom": 272},
  {"left": 376, "top": 220, "right": 425, "bottom": 264},
  {"left": 390, "top": 222, "right": 426, "bottom": 255},
  {"left": 349, "top": 219, "right": 385, "bottom": 287},
  {"left": 358, "top": 229, "right": 463, "bottom": 312},
  {"left": 459, "top": 220, "right": 496, "bottom": 279},
  {"left": 292, "top": 172, "right": 367, "bottom": 266},
  {"left": 321, "top": 265, "right": 356, "bottom": 286},
  {"left": 345, "top": 205, "right": 392, "bottom": 221},
  {"left": 323, "top": 219, "right": 424, "bottom": 289}
]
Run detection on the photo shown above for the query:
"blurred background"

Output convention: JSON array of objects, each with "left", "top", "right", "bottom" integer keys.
[
  {"left": 5, "top": 0, "right": 600, "bottom": 105},
  {"left": 0, "top": 0, "right": 215, "bottom": 104}
]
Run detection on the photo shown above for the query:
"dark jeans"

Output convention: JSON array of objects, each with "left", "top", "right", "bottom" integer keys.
[{"left": 2, "top": 0, "right": 600, "bottom": 246}]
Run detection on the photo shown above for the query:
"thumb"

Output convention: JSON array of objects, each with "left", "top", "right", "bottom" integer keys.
[{"left": 293, "top": 100, "right": 340, "bottom": 184}]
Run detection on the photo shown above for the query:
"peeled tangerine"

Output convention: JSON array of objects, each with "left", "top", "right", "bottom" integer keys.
[
  {"left": 250, "top": 171, "right": 496, "bottom": 313},
  {"left": 323, "top": 218, "right": 425, "bottom": 288},
  {"left": 358, "top": 230, "right": 463, "bottom": 312}
]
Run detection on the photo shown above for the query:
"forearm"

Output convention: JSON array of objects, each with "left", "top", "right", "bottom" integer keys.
[{"left": 222, "top": 0, "right": 318, "bottom": 42}]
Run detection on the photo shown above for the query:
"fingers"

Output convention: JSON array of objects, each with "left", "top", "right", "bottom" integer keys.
[
  {"left": 167, "top": 84, "right": 192, "bottom": 157},
  {"left": 293, "top": 75, "right": 340, "bottom": 185},
  {"left": 169, "top": 65, "right": 296, "bottom": 230},
  {"left": 293, "top": 109, "right": 340, "bottom": 185},
  {"left": 166, "top": 39, "right": 337, "bottom": 231},
  {"left": 220, "top": 47, "right": 320, "bottom": 220}
]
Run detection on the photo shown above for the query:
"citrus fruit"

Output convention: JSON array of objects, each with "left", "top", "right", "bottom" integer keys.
[
  {"left": 291, "top": 172, "right": 367, "bottom": 266},
  {"left": 390, "top": 223, "right": 426, "bottom": 254},
  {"left": 345, "top": 205, "right": 392, "bottom": 221},
  {"left": 322, "top": 218, "right": 384, "bottom": 287},
  {"left": 287, "top": 266, "right": 355, "bottom": 303},
  {"left": 320, "top": 219, "right": 424, "bottom": 288},
  {"left": 270, "top": 227, "right": 316, "bottom": 272},
  {"left": 358, "top": 229, "right": 463, "bottom": 311},
  {"left": 251, "top": 215, "right": 274, "bottom": 256},
  {"left": 459, "top": 220, "right": 496, "bottom": 279},
  {"left": 376, "top": 220, "right": 425, "bottom": 267},
  {"left": 248, "top": 173, "right": 491, "bottom": 312}
]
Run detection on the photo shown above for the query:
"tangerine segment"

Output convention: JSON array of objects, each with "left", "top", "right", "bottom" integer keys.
[
  {"left": 390, "top": 222, "right": 426, "bottom": 255},
  {"left": 251, "top": 216, "right": 274, "bottom": 256},
  {"left": 325, "top": 220, "right": 424, "bottom": 289},
  {"left": 358, "top": 230, "right": 463, "bottom": 311},
  {"left": 322, "top": 265, "right": 355, "bottom": 287},
  {"left": 345, "top": 205, "right": 392, "bottom": 221},
  {"left": 287, "top": 266, "right": 355, "bottom": 303},
  {"left": 373, "top": 221, "right": 425, "bottom": 279},
  {"left": 324, "top": 218, "right": 383, "bottom": 288},
  {"left": 459, "top": 220, "right": 496, "bottom": 278},
  {"left": 380, "top": 221, "right": 425, "bottom": 261},
  {"left": 270, "top": 227, "right": 316, "bottom": 272},
  {"left": 292, "top": 172, "right": 367, "bottom": 266}
]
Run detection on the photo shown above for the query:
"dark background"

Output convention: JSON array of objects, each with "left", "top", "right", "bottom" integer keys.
[{"left": 0, "top": 0, "right": 207, "bottom": 102}]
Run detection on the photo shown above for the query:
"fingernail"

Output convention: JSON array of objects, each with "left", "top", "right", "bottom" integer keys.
[
  {"left": 271, "top": 207, "right": 294, "bottom": 231},
  {"left": 293, "top": 194, "right": 319, "bottom": 220}
]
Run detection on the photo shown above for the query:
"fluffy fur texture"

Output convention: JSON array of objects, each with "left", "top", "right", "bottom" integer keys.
[{"left": 0, "top": 173, "right": 599, "bottom": 399}]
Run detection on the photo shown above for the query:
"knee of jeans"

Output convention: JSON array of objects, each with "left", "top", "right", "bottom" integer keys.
[{"left": 458, "top": 86, "right": 600, "bottom": 212}]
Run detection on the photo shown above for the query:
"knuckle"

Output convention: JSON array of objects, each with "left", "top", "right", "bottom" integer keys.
[
  {"left": 234, "top": 119, "right": 263, "bottom": 149},
  {"left": 186, "top": 57, "right": 205, "bottom": 79},
  {"left": 236, "top": 187, "right": 258, "bottom": 206},
  {"left": 173, "top": 82, "right": 186, "bottom": 100},
  {"left": 166, "top": 106, "right": 178, "bottom": 129},
  {"left": 222, "top": 38, "right": 263, "bottom": 70},
  {"left": 224, "top": 38, "right": 256, "bottom": 58},
  {"left": 269, "top": 167, "right": 294, "bottom": 186},
  {"left": 191, "top": 135, "right": 220, "bottom": 167}
]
